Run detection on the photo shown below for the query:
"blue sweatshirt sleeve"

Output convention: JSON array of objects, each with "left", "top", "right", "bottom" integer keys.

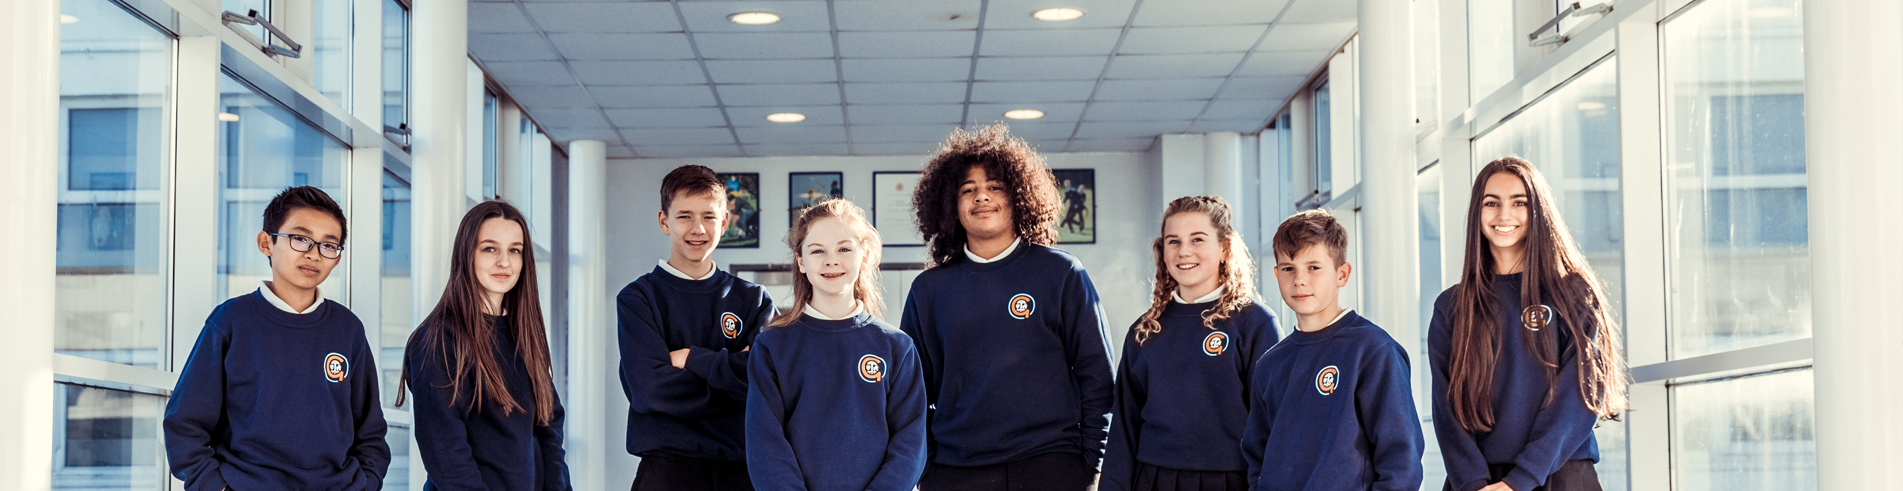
[
  {"left": 163, "top": 318, "right": 233, "bottom": 491},
  {"left": 1099, "top": 331, "right": 1144, "bottom": 491},
  {"left": 539, "top": 380, "right": 574, "bottom": 491},
  {"left": 1357, "top": 343, "right": 1425, "bottom": 491},
  {"left": 896, "top": 289, "right": 939, "bottom": 461},
  {"left": 345, "top": 333, "right": 392, "bottom": 491},
  {"left": 1500, "top": 345, "right": 1600, "bottom": 491},
  {"left": 406, "top": 339, "right": 492, "bottom": 491},
  {"left": 1061, "top": 267, "right": 1116, "bottom": 469},
  {"left": 684, "top": 289, "right": 773, "bottom": 399},
  {"left": 744, "top": 339, "right": 808, "bottom": 491},
  {"left": 1429, "top": 302, "right": 1492, "bottom": 491},
  {"left": 1240, "top": 355, "right": 1274, "bottom": 487},
  {"left": 618, "top": 288, "right": 726, "bottom": 419},
  {"left": 867, "top": 342, "right": 929, "bottom": 491}
]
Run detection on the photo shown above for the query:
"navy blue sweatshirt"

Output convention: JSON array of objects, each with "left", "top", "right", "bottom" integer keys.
[
  {"left": 898, "top": 243, "right": 1115, "bottom": 468},
  {"left": 1102, "top": 299, "right": 1280, "bottom": 491},
  {"left": 407, "top": 315, "right": 571, "bottom": 491},
  {"left": 1429, "top": 274, "right": 1600, "bottom": 491},
  {"left": 163, "top": 291, "right": 390, "bottom": 491},
  {"left": 745, "top": 312, "right": 928, "bottom": 491},
  {"left": 1241, "top": 311, "right": 1423, "bottom": 491},
  {"left": 616, "top": 266, "right": 775, "bottom": 462}
]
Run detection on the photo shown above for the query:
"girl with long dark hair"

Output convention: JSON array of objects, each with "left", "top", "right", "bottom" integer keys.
[
  {"left": 400, "top": 201, "right": 569, "bottom": 490},
  {"left": 1429, "top": 157, "right": 1628, "bottom": 491}
]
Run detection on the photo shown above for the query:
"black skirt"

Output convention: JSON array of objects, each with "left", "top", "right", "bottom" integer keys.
[
  {"left": 1440, "top": 459, "right": 1601, "bottom": 491},
  {"left": 1131, "top": 462, "right": 1248, "bottom": 491}
]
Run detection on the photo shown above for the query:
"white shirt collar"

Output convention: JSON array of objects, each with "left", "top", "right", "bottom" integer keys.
[
  {"left": 258, "top": 280, "right": 324, "bottom": 315},
  {"left": 963, "top": 237, "right": 1023, "bottom": 264},
  {"left": 802, "top": 302, "right": 866, "bottom": 321},
  {"left": 659, "top": 258, "right": 718, "bottom": 281},
  {"left": 1172, "top": 287, "right": 1226, "bottom": 304}
]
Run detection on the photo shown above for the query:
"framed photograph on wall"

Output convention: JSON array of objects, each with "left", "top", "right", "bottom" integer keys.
[
  {"left": 1052, "top": 168, "right": 1095, "bottom": 244},
  {"left": 872, "top": 171, "right": 925, "bottom": 247},
  {"left": 788, "top": 172, "right": 844, "bottom": 225},
  {"left": 715, "top": 172, "right": 760, "bottom": 248}
]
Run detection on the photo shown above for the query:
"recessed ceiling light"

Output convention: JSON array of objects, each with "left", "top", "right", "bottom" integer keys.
[
  {"left": 1032, "top": 8, "right": 1084, "bottom": 22},
  {"left": 1748, "top": 6, "right": 1794, "bottom": 18},
  {"left": 728, "top": 11, "right": 782, "bottom": 25},
  {"left": 217, "top": 112, "right": 241, "bottom": 122},
  {"left": 1004, "top": 109, "right": 1045, "bottom": 120},
  {"left": 766, "top": 112, "right": 806, "bottom": 123},
  {"left": 1577, "top": 101, "right": 1606, "bottom": 111}
]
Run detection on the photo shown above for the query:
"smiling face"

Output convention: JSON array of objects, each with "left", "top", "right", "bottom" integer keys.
[
  {"left": 255, "top": 207, "right": 343, "bottom": 291},
  {"left": 1162, "top": 211, "right": 1224, "bottom": 299},
  {"left": 474, "top": 217, "right": 525, "bottom": 308},
  {"left": 1479, "top": 172, "right": 1531, "bottom": 265},
  {"left": 1274, "top": 244, "right": 1351, "bottom": 319},
  {"left": 657, "top": 189, "right": 729, "bottom": 266},
  {"left": 797, "top": 217, "right": 865, "bottom": 299},
  {"left": 956, "top": 164, "right": 1016, "bottom": 242}
]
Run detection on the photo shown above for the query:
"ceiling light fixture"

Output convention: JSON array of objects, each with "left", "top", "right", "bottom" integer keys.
[
  {"left": 767, "top": 112, "right": 806, "bottom": 123},
  {"left": 60, "top": 14, "right": 79, "bottom": 23},
  {"left": 1032, "top": 8, "right": 1085, "bottom": 22},
  {"left": 728, "top": 11, "right": 782, "bottom": 25},
  {"left": 1004, "top": 109, "right": 1045, "bottom": 120},
  {"left": 217, "top": 112, "right": 241, "bottom": 122}
]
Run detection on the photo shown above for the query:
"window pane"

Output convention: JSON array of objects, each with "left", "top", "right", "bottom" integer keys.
[
  {"left": 383, "top": 0, "right": 408, "bottom": 142},
  {"left": 1415, "top": 0, "right": 1441, "bottom": 124},
  {"left": 223, "top": 0, "right": 267, "bottom": 44},
  {"left": 217, "top": 73, "right": 350, "bottom": 302},
  {"left": 1661, "top": 0, "right": 1809, "bottom": 359},
  {"left": 56, "top": 0, "right": 171, "bottom": 369},
  {"left": 1416, "top": 164, "right": 1446, "bottom": 489},
  {"left": 1671, "top": 368, "right": 1816, "bottom": 490},
  {"left": 382, "top": 170, "right": 413, "bottom": 406},
  {"left": 383, "top": 426, "right": 411, "bottom": 491},
  {"left": 313, "top": 0, "right": 351, "bottom": 104},
  {"left": 483, "top": 90, "right": 498, "bottom": 199},
  {"left": 1468, "top": 0, "right": 1514, "bottom": 102},
  {"left": 1312, "top": 81, "right": 1332, "bottom": 197},
  {"left": 53, "top": 383, "right": 165, "bottom": 490}
]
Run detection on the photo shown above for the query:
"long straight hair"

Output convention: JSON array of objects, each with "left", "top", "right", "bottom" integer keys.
[
  {"left": 768, "top": 199, "right": 885, "bottom": 328},
  {"left": 1446, "top": 157, "right": 1628, "bottom": 433},
  {"left": 1132, "top": 196, "right": 1260, "bottom": 346},
  {"left": 396, "top": 201, "right": 558, "bottom": 425}
]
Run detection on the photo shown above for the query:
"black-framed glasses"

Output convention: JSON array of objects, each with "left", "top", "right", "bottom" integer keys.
[{"left": 268, "top": 233, "right": 345, "bottom": 259}]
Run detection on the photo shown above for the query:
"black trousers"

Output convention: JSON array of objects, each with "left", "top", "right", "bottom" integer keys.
[
  {"left": 919, "top": 452, "right": 1097, "bottom": 491},
  {"left": 630, "top": 454, "right": 755, "bottom": 491},
  {"left": 1441, "top": 459, "right": 1601, "bottom": 491},
  {"left": 1130, "top": 462, "right": 1247, "bottom": 491}
]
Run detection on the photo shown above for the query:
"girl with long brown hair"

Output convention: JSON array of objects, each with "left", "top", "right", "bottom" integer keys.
[
  {"left": 399, "top": 201, "right": 569, "bottom": 490},
  {"left": 745, "top": 199, "right": 927, "bottom": 491},
  {"left": 1101, "top": 196, "right": 1279, "bottom": 491},
  {"left": 1428, "top": 157, "right": 1628, "bottom": 491}
]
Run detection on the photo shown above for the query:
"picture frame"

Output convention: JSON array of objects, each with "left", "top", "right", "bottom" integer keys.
[
  {"left": 1051, "top": 168, "right": 1096, "bottom": 244},
  {"left": 715, "top": 172, "right": 760, "bottom": 248},
  {"left": 871, "top": 171, "right": 925, "bottom": 247},
  {"left": 788, "top": 172, "right": 844, "bottom": 225}
]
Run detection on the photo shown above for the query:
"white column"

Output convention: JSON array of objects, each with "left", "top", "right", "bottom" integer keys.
[
  {"left": 410, "top": 0, "right": 470, "bottom": 320},
  {"left": 565, "top": 140, "right": 609, "bottom": 490},
  {"left": 1356, "top": 0, "right": 1419, "bottom": 340},
  {"left": 0, "top": 0, "right": 58, "bottom": 486},
  {"left": 1805, "top": 0, "right": 1903, "bottom": 487},
  {"left": 1158, "top": 133, "right": 1206, "bottom": 205},
  {"left": 1203, "top": 131, "right": 1244, "bottom": 216}
]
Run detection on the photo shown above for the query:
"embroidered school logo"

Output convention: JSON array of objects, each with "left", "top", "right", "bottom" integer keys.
[
  {"left": 720, "top": 312, "right": 742, "bottom": 339},
  {"left": 1522, "top": 304, "right": 1555, "bottom": 332},
  {"left": 1202, "top": 331, "right": 1229, "bottom": 357},
  {"left": 323, "top": 353, "right": 349, "bottom": 383},
  {"left": 1315, "top": 365, "right": 1340, "bottom": 395},
  {"left": 858, "top": 354, "right": 887, "bottom": 383},
  {"left": 1007, "top": 293, "right": 1036, "bottom": 320}
]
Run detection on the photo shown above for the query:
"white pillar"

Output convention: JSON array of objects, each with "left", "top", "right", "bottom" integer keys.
[
  {"left": 1356, "top": 0, "right": 1419, "bottom": 340},
  {"left": 410, "top": 0, "right": 470, "bottom": 320},
  {"left": 0, "top": 0, "right": 58, "bottom": 487},
  {"left": 1203, "top": 131, "right": 1244, "bottom": 221},
  {"left": 565, "top": 140, "right": 609, "bottom": 490},
  {"left": 1805, "top": 0, "right": 1903, "bottom": 487},
  {"left": 1158, "top": 133, "right": 1207, "bottom": 205}
]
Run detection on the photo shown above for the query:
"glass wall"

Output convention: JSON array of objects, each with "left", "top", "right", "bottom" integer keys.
[
  {"left": 313, "top": 0, "right": 351, "bottom": 104},
  {"left": 382, "top": 170, "right": 414, "bottom": 405},
  {"left": 52, "top": 384, "right": 166, "bottom": 490},
  {"left": 1671, "top": 368, "right": 1815, "bottom": 490},
  {"left": 1312, "top": 80, "right": 1333, "bottom": 198},
  {"left": 1416, "top": 163, "right": 1445, "bottom": 489},
  {"left": 383, "top": 0, "right": 409, "bottom": 141},
  {"left": 483, "top": 89, "right": 499, "bottom": 199},
  {"left": 216, "top": 73, "right": 350, "bottom": 302},
  {"left": 1467, "top": 0, "right": 1515, "bottom": 103}
]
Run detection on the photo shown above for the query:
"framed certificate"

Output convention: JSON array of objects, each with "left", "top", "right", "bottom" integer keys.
[{"left": 871, "top": 171, "right": 925, "bottom": 247}]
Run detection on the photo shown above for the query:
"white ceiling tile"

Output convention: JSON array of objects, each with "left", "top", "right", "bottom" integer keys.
[
  {"left": 1106, "top": 53, "right": 1247, "bottom": 79},
  {"left": 849, "top": 124, "right": 963, "bottom": 143},
  {"left": 694, "top": 32, "right": 837, "bottom": 60},
  {"left": 1117, "top": 26, "right": 1265, "bottom": 55},
  {"left": 974, "top": 56, "right": 1107, "bottom": 81},
  {"left": 966, "top": 102, "right": 1087, "bottom": 123},
  {"left": 1279, "top": 0, "right": 1357, "bottom": 24},
  {"left": 606, "top": 145, "right": 637, "bottom": 158},
  {"left": 844, "top": 82, "right": 969, "bottom": 104},
  {"left": 1197, "top": 99, "right": 1280, "bottom": 120},
  {"left": 970, "top": 81, "right": 1096, "bottom": 103},
  {"left": 984, "top": 0, "right": 1139, "bottom": 29},
  {"left": 531, "top": 108, "right": 614, "bottom": 128},
  {"left": 848, "top": 142, "right": 940, "bottom": 156},
  {"left": 508, "top": 86, "right": 597, "bottom": 109},
  {"left": 1260, "top": 23, "right": 1357, "bottom": 52},
  {"left": 544, "top": 127, "right": 622, "bottom": 142},
  {"left": 591, "top": 85, "right": 720, "bottom": 108},
  {"left": 1234, "top": 50, "right": 1334, "bottom": 77},
  {"left": 605, "top": 108, "right": 730, "bottom": 128},
  {"left": 548, "top": 33, "right": 697, "bottom": 61},
  {"left": 1130, "top": 0, "right": 1290, "bottom": 27},
  {"left": 571, "top": 61, "right": 707, "bottom": 85},
  {"left": 485, "top": 61, "right": 577, "bottom": 87},
  {"left": 1093, "top": 78, "right": 1225, "bottom": 101},
  {"left": 1188, "top": 119, "right": 1268, "bottom": 133},
  {"left": 1075, "top": 120, "right": 1191, "bottom": 138},
  {"left": 470, "top": 34, "right": 561, "bottom": 62},
  {"left": 621, "top": 127, "right": 738, "bottom": 146},
  {"left": 839, "top": 31, "right": 977, "bottom": 58},
  {"left": 847, "top": 104, "right": 964, "bottom": 125},
  {"left": 833, "top": 0, "right": 981, "bottom": 31},
  {"left": 633, "top": 144, "right": 746, "bottom": 158},
  {"left": 726, "top": 106, "right": 847, "bottom": 126},
  {"left": 718, "top": 83, "right": 842, "bottom": 106},
  {"left": 735, "top": 125, "right": 850, "bottom": 144},
  {"left": 842, "top": 58, "right": 971, "bottom": 82},
  {"left": 989, "top": 121, "right": 1078, "bottom": 140},
  {"left": 676, "top": 1, "right": 833, "bottom": 32},
  {"left": 745, "top": 143, "right": 854, "bottom": 157},
  {"left": 980, "top": 28, "right": 1121, "bottom": 57},
  {"left": 470, "top": 4, "right": 537, "bottom": 33},
  {"left": 1065, "top": 138, "right": 1158, "bottom": 152},
  {"left": 522, "top": 3, "right": 682, "bottom": 33},
  {"left": 1084, "top": 101, "right": 1208, "bottom": 121},
  {"left": 1216, "top": 76, "right": 1308, "bottom": 101},
  {"left": 706, "top": 59, "right": 838, "bottom": 84}
]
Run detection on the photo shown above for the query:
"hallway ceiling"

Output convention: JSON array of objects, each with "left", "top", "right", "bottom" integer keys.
[{"left": 470, "top": 0, "right": 1355, "bottom": 158}]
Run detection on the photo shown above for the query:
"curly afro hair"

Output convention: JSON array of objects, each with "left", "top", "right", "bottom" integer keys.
[{"left": 911, "top": 123, "right": 1061, "bottom": 268}]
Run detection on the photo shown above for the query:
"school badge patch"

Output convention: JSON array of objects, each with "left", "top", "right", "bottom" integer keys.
[
  {"left": 1522, "top": 304, "right": 1555, "bottom": 332},
  {"left": 1007, "top": 293, "right": 1036, "bottom": 320},
  {"left": 858, "top": 354, "right": 887, "bottom": 383},
  {"left": 324, "top": 353, "right": 349, "bottom": 383},
  {"left": 1202, "top": 331, "right": 1229, "bottom": 357},
  {"left": 720, "top": 312, "right": 742, "bottom": 339},
  {"left": 1315, "top": 365, "right": 1340, "bottom": 395}
]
